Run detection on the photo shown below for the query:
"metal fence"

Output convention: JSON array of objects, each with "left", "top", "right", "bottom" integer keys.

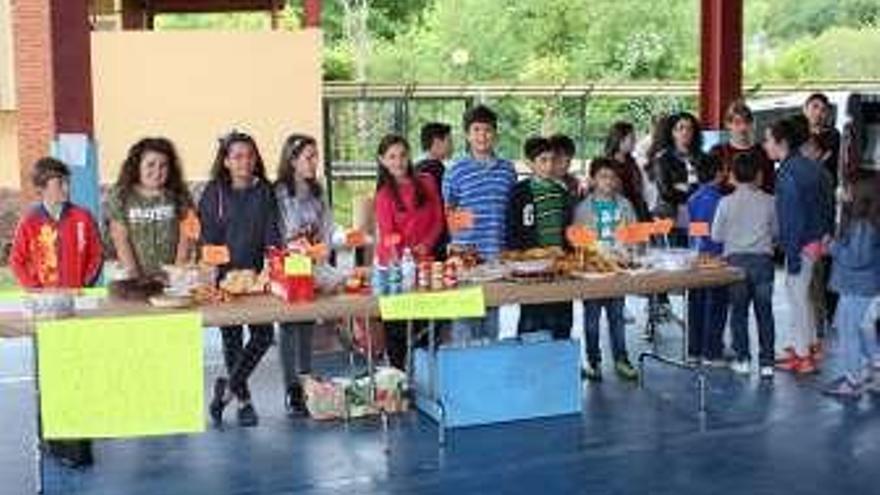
[{"left": 321, "top": 80, "right": 880, "bottom": 217}]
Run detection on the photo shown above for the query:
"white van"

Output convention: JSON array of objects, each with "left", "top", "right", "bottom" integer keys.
[{"left": 749, "top": 91, "right": 880, "bottom": 174}]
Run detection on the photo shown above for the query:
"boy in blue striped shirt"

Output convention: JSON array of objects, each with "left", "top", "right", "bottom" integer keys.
[{"left": 443, "top": 105, "right": 517, "bottom": 342}]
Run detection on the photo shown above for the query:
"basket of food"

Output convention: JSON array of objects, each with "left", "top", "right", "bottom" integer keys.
[
  {"left": 108, "top": 277, "right": 166, "bottom": 302},
  {"left": 642, "top": 248, "right": 698, "bottom": 272},
  {"left": 460, "top": 262, "right": 511, "bottom": 284},
  {"left": 554, "top": 243, "right": 624, "bottom": 279},
  {"left": 501, "top": 247, "right": 564, "bottom": 274}
]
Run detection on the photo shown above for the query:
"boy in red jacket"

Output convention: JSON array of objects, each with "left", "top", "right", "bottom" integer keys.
[
  {"left": 10, "top": 157, "right": 103, "bottom": 468},
  {"left": 11, "top": 158, "right": 103, "bottom": 288}
]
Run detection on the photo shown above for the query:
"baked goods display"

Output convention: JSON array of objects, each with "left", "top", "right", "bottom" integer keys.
[
  {"left": 446, "top": 244, "right": 483, "bottom": 269},
  {"left": 693, "top": 253, "right": 727, "bottom": 269},
  {"left": 191, "top": 285, "right": 232, "bottom": 305},
  {"left": 554, "top": 248, "right": 622, "bottom": 276},
  {"left": 219, "top": 269, "right": 269, "bottom": 295},
  {"left": 499, "top": 247, "right": 565, "bottom": 262}
]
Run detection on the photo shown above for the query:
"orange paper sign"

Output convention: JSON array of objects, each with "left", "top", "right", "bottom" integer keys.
[
  {"left": 631, "top": 222, "right": 654, "bottom": 243},
  {"left": 201, "top": 245, "right": 230, "bottom": 266},
  {"left": 652, "top": 218, "right": 675, "bottom": 236},
  {"left": 344, "top": 229, "right": 367, "bottom": 248},
  {"left": 180, "top": 210, "right": 201, "bottom": 241},
  {"left": 689, "top": 222, "right": 711, "bottom": 237},
  {"left": 447, "top": 209, "right": 475, "bottom": 233},
  {"left": 615, "top": 225, "right": 637, "bottom": 245},
  {"left": 566, "top": 225, "right": 597, "bottom": 247}
]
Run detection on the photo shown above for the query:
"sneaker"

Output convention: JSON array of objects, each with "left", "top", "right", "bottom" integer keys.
[
  {"left": 238, "top": 403, "right": 259, "bottom": 427},
  {"left": 730, "top": 360, "right": 751, "bottom": 375},
  {"left": 49, "top": 440, "right": 94, "bottom": 469},
  {"left": 582, "top": 363, "right": 602, "bottom": 382},
  {"left": 209, "top": 377, "right": 229, "bottom": 426},
  {"left": 284, "top": 381, "right": 307, "bottom": 417},
  {"left": 795, "top": 357, "right": 819, "bottom": 375},
  {"left": 823, "top": 376, "right": 863, "bottom": 398},
  {"left": 760, "top": 366, "right": 775, "bottom": 379},
  {"left": 615, "top": 359, "right": 639, "bottom": 381}
]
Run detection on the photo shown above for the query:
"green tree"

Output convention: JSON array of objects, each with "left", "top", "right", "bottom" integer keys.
[{"left": 762, "top": 0, "right": 880, "bottom": 41}]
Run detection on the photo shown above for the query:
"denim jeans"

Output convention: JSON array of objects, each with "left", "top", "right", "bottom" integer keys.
[
  {"left": 727, "top": 254, "right": 776, "bottom": 366},
  {"left": 834, "top": 295, "right": 880, "bottom": 380},
  {"left": 687, "top": 287, "right": 728, "bottom": 360},
  {"left": 278, "top": 322, "right": 314, "bottom": 388},
  {"left": 519, "top": 302, "right": 573, "bottom": 340},
  {"left": 583, "top": 298, "right": 628, "bottom": 364}
]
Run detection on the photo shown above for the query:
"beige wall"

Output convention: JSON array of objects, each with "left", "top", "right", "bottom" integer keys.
[
  {"left": 91, "top": 29, "right": 323, "bottom": 184},
  {"left": 0, "top": 111, "right": 18, "bottom": 189}
]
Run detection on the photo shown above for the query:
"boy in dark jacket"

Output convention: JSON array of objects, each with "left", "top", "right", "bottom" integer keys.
[
  {"left": 549, "top": 133, "right": 582, "bottom": 198},
  {"left": 508, "top": 136, "right": 574, "bottom": 339},
  {"left": 769, "top": 117, "right": 832, "bottom": 374},
  {"left": 685, "top": 156, "right": 729, "bottom": 368},
  {"left": 416, "top": 122, "right": 453, "bottom": 260}
]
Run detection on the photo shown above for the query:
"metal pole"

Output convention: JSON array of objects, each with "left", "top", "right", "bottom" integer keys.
[
  {"left": 31, "top": 329, "right": 44, "bottom": 494},
  {"left": 322, "top": 99, "right": 334, "bottom": 209},
  {"left": 578, "top": 93, "right": 588, "bottom": 176}
]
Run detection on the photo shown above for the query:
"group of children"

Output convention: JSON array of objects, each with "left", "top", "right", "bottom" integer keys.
[
  {"left": 8, "top": 95, "right": 878, "bottom": 468},
  {"left": 669, "top": 96, "right": 879, "bottom": 398},
  {"left": 372, "top": 106, "right": 642, "bottom": 380},
  {"left": 10, "top": 131, "right": 331, "bottom": 467}
]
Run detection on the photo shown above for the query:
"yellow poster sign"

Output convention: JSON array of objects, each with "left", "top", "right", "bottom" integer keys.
[
  {"left": 37, "top": 312, "right": 205, "bottom": 439},
  {"left": 379, "top": 286, "right": 486, "bottom": 321}
]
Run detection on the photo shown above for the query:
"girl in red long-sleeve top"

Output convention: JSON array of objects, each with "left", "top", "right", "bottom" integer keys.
[{"left": 374, "top": 134, "right": 445, "bottom": 264}]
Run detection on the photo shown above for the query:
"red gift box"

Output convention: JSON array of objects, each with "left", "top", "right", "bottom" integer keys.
[{"left": 267, "top": 247, "right": 316, "bottom": 303}]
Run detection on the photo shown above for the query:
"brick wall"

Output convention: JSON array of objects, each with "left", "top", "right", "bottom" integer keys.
[
  {"left": 11, "top": 0, "right": 53, "bottom": 202},
  {"left": 11, "top": 0, "right": 93, "bottom": 204}
]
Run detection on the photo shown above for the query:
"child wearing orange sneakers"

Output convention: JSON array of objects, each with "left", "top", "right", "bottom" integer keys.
[{"left": 767, "top": 117, "right": 831, "bottom": 374}]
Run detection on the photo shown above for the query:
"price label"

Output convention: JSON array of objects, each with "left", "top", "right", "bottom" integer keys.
[
  {"left": 284, "top": 254, "right": 313, "bottom": 275},
  {"left": 201, "top": 245, "right": 230, "bottom": 266}
]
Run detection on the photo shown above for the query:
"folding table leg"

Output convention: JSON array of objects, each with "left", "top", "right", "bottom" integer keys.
[{"left": 31, "top": 333, "right": 44, "bottom": 494}]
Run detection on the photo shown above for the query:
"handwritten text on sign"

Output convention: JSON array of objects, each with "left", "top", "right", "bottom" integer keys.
[
  {"left": 37, "top": 313, "right": 205, "bottom": 439},
  {"left": 379, "top": 286, "right": 486, "bottom": 321},
  {"left": 284, "top": 254, "right": 313, "bottom": 275}
]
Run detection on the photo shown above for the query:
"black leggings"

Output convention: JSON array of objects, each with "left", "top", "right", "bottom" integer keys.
[{"left": 220, "top": 325, "right": 274, "bottom": 401}]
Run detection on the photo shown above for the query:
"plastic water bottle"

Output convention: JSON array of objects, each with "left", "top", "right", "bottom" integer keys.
[
  {"left": 371, "top": 262, "right": 387, "bottom": 296},
  {"left": 387, "top": 262, "right": 403, "bottom": 294},
  {"left": 400, "top": 248, "right": 416, "bottom": 293}
]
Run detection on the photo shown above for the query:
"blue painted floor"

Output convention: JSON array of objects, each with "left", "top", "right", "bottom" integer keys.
[{"left": 2, "top": 282, "right": 880, "bottom": 495}]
